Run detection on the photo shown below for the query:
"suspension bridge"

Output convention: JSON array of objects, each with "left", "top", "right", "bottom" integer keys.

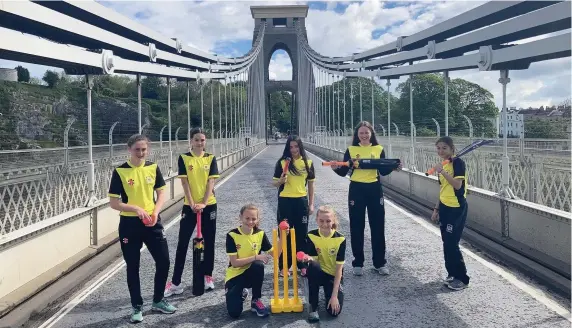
[{"left": 0, "top": 1, "right": 570, "bottom": 327}]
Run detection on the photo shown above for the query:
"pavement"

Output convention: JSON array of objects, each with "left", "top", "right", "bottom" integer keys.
[{"left": 22, "top": 145, "right": 571, "bottom": 328}]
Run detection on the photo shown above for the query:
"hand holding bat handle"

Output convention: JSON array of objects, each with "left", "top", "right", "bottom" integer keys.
[{"left": 425, "top": 159, "right": 450, "bottom": 176}]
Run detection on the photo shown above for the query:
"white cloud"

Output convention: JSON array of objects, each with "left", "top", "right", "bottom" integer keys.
[
  {"left": 269, "top": 51, "right": 293, "bottom": 81},
  {"left": 0, "top": 0, "right": 568, "bottom": 110}
]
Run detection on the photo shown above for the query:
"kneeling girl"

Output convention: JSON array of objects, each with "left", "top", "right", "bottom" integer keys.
[
  {"left": 225, "top": 204, "right": 284, "bottom": 318},
  {"left": 303, "top": 205, "right": 345, "bottom": 323}
]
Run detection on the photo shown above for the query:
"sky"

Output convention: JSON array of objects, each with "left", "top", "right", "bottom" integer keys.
[{"left": 1, "top": 0, "right": 570, "bottom": 111}]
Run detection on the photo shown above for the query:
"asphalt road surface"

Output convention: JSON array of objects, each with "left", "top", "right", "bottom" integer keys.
[{"left": 24, "top": 146, "right": 571, "bottom": 328}]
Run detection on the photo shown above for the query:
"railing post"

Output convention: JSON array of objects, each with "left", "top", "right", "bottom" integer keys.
[
  {"left": 432, "top": 118, "right": 440, "bottom": 137},
  {"left": 159, "top": 125, "right": 167, "bottom": 150},
  {"left": 108, "top": 121, "right": 119, "bottom": 160},
  {"left": 64, "top": 117, "right": 76, "bottom": 168},
  {"left": 498, "top": 70, "right": 516, "bottom": 199},
  {"left": 137, "top": 74, "right": 142, "bottom": 133},
  {"left": 85, "top": 74, "right": 96, "bottom": 207}
]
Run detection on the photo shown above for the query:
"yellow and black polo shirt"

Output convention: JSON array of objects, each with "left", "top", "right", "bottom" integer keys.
[
  {"left": 344, "top": 144, "right": 385, "bottom": 183},
  {"left": 225, "top": 226, "right": 273, "bottom": 282},
  {"left": 108, "top": 160, "right": 166, "bottom": 216},
  {"left": 438, "top": 157, "right": 467, "bottom": 208},
  {"left": 306, "top": 229, "right": 346, "bottom": 277},
  {"left": 177, "top": 152, "right": 220, "bottom": 205},
  {"left": 273, "top": 157, "right": 315, "bottom": 198}
]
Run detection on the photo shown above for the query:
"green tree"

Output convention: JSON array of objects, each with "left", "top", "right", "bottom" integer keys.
[
  {"left": 42, "top": 70, "right": 60, "bottom": 88},
  {"left": 393, "top": 73, "right": 497, "bottom": 137},
  {"left": 524, "top": 119, "right": 569, "bottom": 139},
  {"left": 15, "top": 66, "right": 30, "bottom": 83},
  {"left": 141, "top": 76, "right": 161, "bottom": 99}
]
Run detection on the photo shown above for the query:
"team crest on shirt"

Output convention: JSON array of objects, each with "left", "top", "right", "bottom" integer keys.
[
  {"left": 145, "top": 176, "right": 153, "bottom": 184},
  {"left": 252, "top": 242, "right": 258, "bottom": 251},
  {"left": 188, "top": 164, "right": 194, "bottom": 171},
  {"left": 127, "top": 179, "right": 135, "bottom": 186},
  {"left": 355, "top": 154, "right": 361, "bottom": 159},
  {"left": 236, "top": 244, "right": 241, "bottom": 250},
  {"left": 316, "top": 247, "right": 321, "bottom": 254},
  {"left": 329, "top": 248, "right": 336, "bottom": 256},
  {"left": 203, "top": 164, "right": 209, "bottom": 171}
]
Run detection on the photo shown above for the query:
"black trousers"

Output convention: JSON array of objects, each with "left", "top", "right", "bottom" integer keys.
[
  {"left": 118, "top": 215, "right": 170, "bottom": 308},
  {"left": 225, "top": 260, "right": 265, "bottom": 318},
  {"left": 348, "top": 181, "right": 386, "bottom": 268},
  {"left": 439, "top": 202, "right": 470, "bottom": 285},
  {"left": 307, "top": 261, "right": 344, "bottom": 315},
  {"left": 172, "top": 204, "right": 217, "bottom": 285},
  {"left": 276, "top": 196, "right": 309, "bottom": 271}
]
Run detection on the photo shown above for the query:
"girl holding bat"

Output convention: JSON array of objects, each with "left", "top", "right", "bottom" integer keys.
[
  {"left": 272, "top": 135, "right": 315, "bottom": 276},
  {"left": 225, "top": 204, "right": 285, "bottom": 318},
  {"left": 164, "top": 127, "right": 220, "bottom": 297},
  {"left": 430, "top": 136, "right": 470, "bottom": 291},
  {"left": 298, "top": 205, "right": 345, "bottom": 323},
  {"left": 108, "top": 134, "right": 176, "bottom": 323},
  {"left": 331, "top": 121, "right": 401, "bottom": 276}
]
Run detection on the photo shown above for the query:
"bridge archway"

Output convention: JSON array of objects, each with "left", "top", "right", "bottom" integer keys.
[{"left": 267, "top": 46, "right": 294, "bottom": 81}]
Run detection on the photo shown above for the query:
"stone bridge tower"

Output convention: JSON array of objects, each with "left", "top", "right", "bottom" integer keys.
[{"left": 249, "top": 5, "right": 314, "bottom": 138}]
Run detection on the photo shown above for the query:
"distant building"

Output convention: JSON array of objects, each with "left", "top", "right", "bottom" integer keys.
[
  {"left": 499, "top": 107, "right": 524, "bottom": 137},
  {"left": 0, "top": 68, "right": 17, "bottom": 82},
  {"left": 499, "top": 105, "right": 571, "bottom": 138}
]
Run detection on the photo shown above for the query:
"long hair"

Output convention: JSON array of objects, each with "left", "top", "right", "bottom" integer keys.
[
  {"left": 280, "top": 135, "right": 312, "bottom": 176},
  {"left": 351, "top": 121, "right": 379, "bottom": 146}
]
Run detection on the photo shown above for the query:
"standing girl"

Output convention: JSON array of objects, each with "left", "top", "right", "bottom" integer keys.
[
  {"left": 300, "top": 205, "right": 345, "bottom": 323},
  {"left": 225, "top": 204, "right": 284, "bottom": 318},
  {"left": 108, "top": 134, "right": 176, "bottom": 323},
  {"left": 272, "top": 135, "right": 315, "bottom": 276},
  {"left": 331, "top": 121, "right": 401, "bottom": 276},
  {"left": 164, "top": 127, "right": 220, "bottom": 297},
  {"left": 430, "top": 136, "right": 470, "bottom": 291}
]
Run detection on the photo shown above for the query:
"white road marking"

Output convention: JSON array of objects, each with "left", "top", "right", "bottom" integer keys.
[
  {"left": 307, "top": 149, "right": 572, "bottom": 322},
  {"left": 38, "top": 146, "right": 268, "bottom": 328}
]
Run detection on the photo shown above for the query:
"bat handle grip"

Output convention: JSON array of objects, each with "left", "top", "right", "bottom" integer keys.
[
  {"left": 425, "top": 159, "right": 450, "bottom": 176},
  {"left": 196, "top": 212, "right": 202, "bottom": 238}
]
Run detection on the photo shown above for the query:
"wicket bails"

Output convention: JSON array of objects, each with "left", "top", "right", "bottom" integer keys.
[{"left": 270, "top": 227, "right": 304, "bottom": 313}]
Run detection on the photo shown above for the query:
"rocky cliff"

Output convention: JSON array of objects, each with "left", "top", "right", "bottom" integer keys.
[{"left": 0, "top": 81, "right": 156, "bottom": 150}]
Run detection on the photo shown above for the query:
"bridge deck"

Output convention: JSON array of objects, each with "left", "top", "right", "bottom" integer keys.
[{"left": 25, "top": 146, "right": 570, "bottom": 328}]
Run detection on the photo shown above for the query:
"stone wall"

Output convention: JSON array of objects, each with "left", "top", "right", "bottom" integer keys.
[{"left": 0, "top": 69, "right": 18, "bottom": 82}]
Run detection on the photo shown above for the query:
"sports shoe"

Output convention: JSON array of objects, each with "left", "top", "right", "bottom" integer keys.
[
  {"left": 376, "top": 266, "right": 389, "bottom": 275},
  {"left": 353, "top": 267, "right": 363, "bottom": 276},
  {"left": 443, "top": 275, "right": 454, "bottom": 285},
  {"left": 242, "top": 288, "right": 249, "bottom": 302},
  {"left": 151, "top": 299, "right": 177, "bottom": 314},
  {"left": 130, "top": 305, "right": 143, "bottom": 323},
  {"left": 308, "top": 311, "right": 320, "bottom": 323},
  {"left": 251, "top": 298, "right": 270, "bottom": 317},
  {"left": 164, "top": 281, "right": 184, "bottom": 297},
  {"left": 446, "top": 279, "right": 469, "bottom": 291},
  {"left": 205, "top": 276, "right": 215, "bottom": 290}
]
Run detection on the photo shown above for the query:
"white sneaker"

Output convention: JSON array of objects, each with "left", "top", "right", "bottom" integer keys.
[
  {"left": 353, "top": 267, "right": 363, "bottom": 276},
  {"left": 164, "top": 281, "right": 184, "bottom": 297},
  {"left": 376, "top": 266, "right": 389, "bottom": 275},
  {"left": 205, "top": 276, "right": 215, "bottom": 291}
]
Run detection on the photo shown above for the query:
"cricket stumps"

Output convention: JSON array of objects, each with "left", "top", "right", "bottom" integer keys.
[{"left": 270, "top": 221, "right": 303, "bottom": 313}]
